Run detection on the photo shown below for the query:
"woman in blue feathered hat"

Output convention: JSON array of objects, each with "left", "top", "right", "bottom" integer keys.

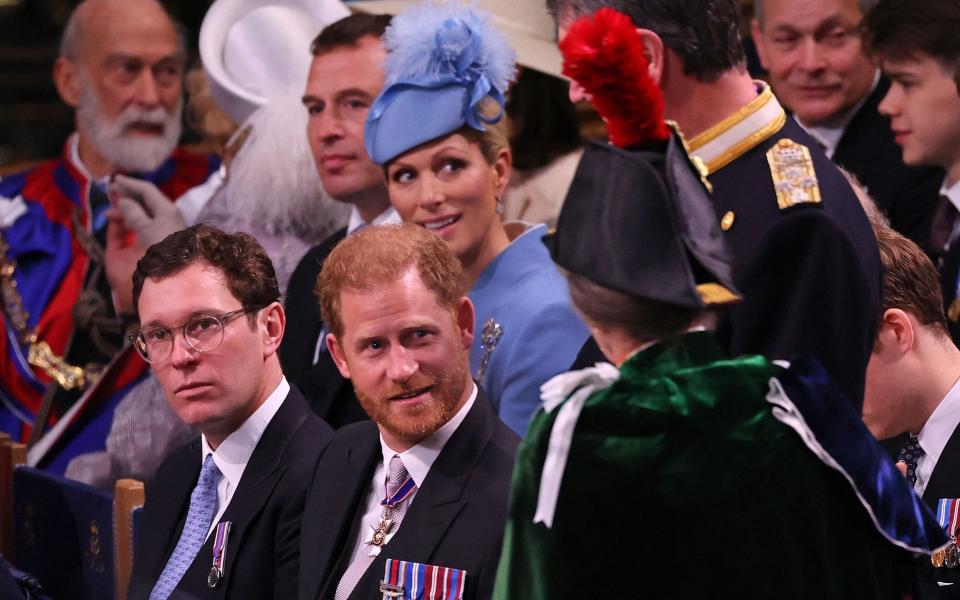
[{"left": 364, "top": 0, "right": 589, "bottom": 436}]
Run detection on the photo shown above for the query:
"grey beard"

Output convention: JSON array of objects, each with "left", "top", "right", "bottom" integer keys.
[{"left": 76, "top": 84, "right": 183, "bottom": 174}]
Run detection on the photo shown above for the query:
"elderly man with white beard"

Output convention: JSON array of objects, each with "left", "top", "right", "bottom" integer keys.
[{"left": 0, "top": 0, "right": 218, "bottom": 471}]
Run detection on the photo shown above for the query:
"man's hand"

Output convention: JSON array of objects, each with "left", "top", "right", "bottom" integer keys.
[
  {"left": 104, "top": 208, "right": 144, "bottom": 316},
  {"left": 110, "top": 175, "right": 186, "bottom": 248}
]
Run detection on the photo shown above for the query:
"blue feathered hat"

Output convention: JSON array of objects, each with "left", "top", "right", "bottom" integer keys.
[{"left": 364, "top": 1, "right": 517, "bottom": 165}]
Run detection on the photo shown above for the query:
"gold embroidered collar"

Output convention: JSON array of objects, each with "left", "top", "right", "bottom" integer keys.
[{"left": 686, "top": 82, "right": 787, "bottom": 175}]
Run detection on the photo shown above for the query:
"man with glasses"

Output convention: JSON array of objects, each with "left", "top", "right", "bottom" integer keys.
[{"left": 127, "top": 225, "right": 332, "bottom": 600}]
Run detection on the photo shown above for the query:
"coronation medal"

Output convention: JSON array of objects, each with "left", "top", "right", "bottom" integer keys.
[
  {"left": 950, "top": 499, "right": 960, "bottom": 568},
  {"left": 208, "top": 521, "right": 232, "bottom": 588},
  {"left": 935, "top": 499, "right": 960, "bottom": 568}
]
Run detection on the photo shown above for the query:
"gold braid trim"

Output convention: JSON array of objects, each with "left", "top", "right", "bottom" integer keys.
[{"left": 0, "top": 229, "right": 94, "bottom": 390}]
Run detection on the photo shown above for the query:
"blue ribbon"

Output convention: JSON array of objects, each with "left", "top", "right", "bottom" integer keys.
[
  {"left": 381, "top": 476, "right": 417, "bottom": 508},
  {"left": 368, "top": 17, "right": 505, "bottom": 133}
]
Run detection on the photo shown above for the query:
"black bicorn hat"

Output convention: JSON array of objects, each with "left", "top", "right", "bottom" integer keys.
[{"left": 543, "top": 129, "right": 741, "bottom": 310}]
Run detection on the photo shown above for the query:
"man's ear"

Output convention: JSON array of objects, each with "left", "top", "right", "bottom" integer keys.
[
  {"left": 260, "top": 302, "right": 286, "bottom": 358},
  {"left": 53, "top": 57, "right": 82, "bottom": 108},
  {"left": 877, "top": 308, "right": 915, "bottom": 357},
  {"left": 457, "top": 296, "right": 475, "bottom": 351},
  {"left": 750, "top": 19, "right": 770, "bottom": 71},
  {"left": 636, "top": 28, "right": 665, "bottom": 86},
  {"left": 327, "top": 332, "right": 352, "bottom": 379}
]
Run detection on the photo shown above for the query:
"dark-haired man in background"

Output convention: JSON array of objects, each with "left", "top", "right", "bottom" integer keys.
[
  {"left": 553, "top": 0, "right": 882, "bottom": 406},
  {"left": 281, "top": 13, "right": 401, "bottom": 428},
  {"left": 862, "top": 0, "right": 960, "bottom": 349},
  {"left": 128, "top": 225, "right": 331, "bottom": 600},
  {"left": 751, "top": 0, "right": 942, "bottom": 249},
  {"left": 863, "top": 226, "right": 960, "bottom": 597}
]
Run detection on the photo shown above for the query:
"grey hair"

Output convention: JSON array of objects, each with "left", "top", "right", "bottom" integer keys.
[
  {"left": 754, "top": 0, "right": 879, "bottom": 27},
  {"left": 59, "top": 1, "right": 188, "bottom": 61}
]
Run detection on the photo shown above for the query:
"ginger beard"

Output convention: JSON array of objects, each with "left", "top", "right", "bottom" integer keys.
[
  {"left": 353, "top": 359, "right": 469, "bottom": 445},
  {"left": 76, "top": 74, "right": 183, "bottom": 173}
]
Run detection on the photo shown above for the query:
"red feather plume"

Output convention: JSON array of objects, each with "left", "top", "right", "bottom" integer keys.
[{"left": 560, "top": 8, "right": 670, "bottom": 148}]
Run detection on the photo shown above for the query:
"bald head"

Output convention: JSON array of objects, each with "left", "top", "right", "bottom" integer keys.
[
  {"left": 54, "top": 0, "right": 186, "bottom": 177},
  {"left": 60, "top": 0, "right": 183, "bottom": 61}
]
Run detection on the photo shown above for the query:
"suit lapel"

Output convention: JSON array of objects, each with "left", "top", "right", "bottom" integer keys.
[
  {"left": 307, "top": 428, "right": 381, "bottom": 600},
  {"left": 834, "top": 79, "right": 889, "bottom": 166},
  {"left": 923, "top": 422, "right": 960, "bottom": 511},
  {"left": 204, "top": 389, "right": 312, "bottom": 586},
  {"left": 350, "top": 390, "right": 497, "bottom": 598}
]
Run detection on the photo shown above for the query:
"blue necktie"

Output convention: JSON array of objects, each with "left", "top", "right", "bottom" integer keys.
[
  {"left": 150, "top": 454, "right": 222, "bottom": 599},
  {"left": 89, "top": 181, "right": 111, "bottom": 236},
  {"left": 897, "top": 436, "right": 925, "bottom": 486}
]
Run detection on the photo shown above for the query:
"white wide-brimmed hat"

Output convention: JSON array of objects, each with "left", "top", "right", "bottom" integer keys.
[
  {"left": 200, "top": 0, "right": 351, "bottom": 125},
  {"left": 349, "top": 0, "right": 563, "bottom": 78}
]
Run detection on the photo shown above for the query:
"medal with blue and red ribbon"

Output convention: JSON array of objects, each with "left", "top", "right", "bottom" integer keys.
[{"left": 207, "top": 521, "right": 232, "bottom": 588}]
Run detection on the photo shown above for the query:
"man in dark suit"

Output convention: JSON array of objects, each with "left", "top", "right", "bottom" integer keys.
[
  {"left": 299, "top": 225, "right": 519, "bottom": 600},
  {"left": 863, "top": 227, "right": 960, "bottom": 597},
  {"left": 281, "top": 13, "right": 401, "bottom": 428},
  {"left": 554, "top": 0, "right": 881, "bottom": 405},
  {"left": 863, "top": 0, "right": 960, "bottom": 348},
  {"left": 126, "top": 225, "right": 332, "bottom": 599},
  {"left": 751, "top": 0, "right": 942, "bottom": 249}
]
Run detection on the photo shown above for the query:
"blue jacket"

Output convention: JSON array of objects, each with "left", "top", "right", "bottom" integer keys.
[{"left": 469, "top": 224, "right": 589, "bottom": 435}]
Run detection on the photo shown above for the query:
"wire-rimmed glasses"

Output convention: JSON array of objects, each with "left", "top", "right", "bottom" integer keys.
[{"left": 130, "top": 307, "right": 260, "bottom": 363}]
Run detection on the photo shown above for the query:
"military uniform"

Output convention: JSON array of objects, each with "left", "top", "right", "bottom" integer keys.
[
  {"left": 574, "top": 84, "right": 880, "bottom": 406},
  {"left": 494, "top": 333, "right": 939, "bottom": 599},
  {"left": 688, "top": 83, "right": 882, "bottom": 405}
]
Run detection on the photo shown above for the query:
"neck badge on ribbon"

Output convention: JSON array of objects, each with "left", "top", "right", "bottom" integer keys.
[{"left": 370, "top": 476, "right": 417, "bottom": 551}]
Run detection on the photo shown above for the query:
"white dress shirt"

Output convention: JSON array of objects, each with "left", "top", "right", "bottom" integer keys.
[
  {"left": 340, "top": 383, "right": 478, "bottom": 566},
  {"left": 939, "top": 178, "right": 960, "bottom": 252},
  {"left": 199, "top": 377, "right": 290, "bottom": 538},
  {"left": 915, "top": 375, "right": 960, "bottom": 497},
  {"left": 346, "top": 205, "right": 401, "bottom": 235}
]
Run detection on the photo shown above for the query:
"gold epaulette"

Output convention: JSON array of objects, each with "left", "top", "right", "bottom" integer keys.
[{"left": 766, "top": 139, "right": 822, "bottom": 211}]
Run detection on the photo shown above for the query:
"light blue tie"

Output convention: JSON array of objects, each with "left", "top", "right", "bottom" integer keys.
[{"left": 150, "top": 454, "right": 222, "bottom": 600}]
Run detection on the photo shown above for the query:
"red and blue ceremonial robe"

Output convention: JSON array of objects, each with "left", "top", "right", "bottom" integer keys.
[{"left": 0, "top": 139, "right": 218, "bottom": 473}]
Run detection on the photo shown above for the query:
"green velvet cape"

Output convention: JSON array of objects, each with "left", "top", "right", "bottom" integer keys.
[{"left": 493, "top": 332, "right": 913, "bottom": 599}]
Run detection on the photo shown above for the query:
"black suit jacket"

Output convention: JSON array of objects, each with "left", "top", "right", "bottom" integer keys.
[
  {"left": 916, "top": 424, "right": 960, "bottom": 598},
  {"left": 128, "top": 387, "right": 333, "bottom": 600},
  {"left": 298, "top": 389, "right": 520, "bottom": 600},
  {"left": 280, "top": 227, "right": 368, "bottom": 428},
  {"left": 576, "top": 117, "right": 881, "bottom": 406},
  {"left": 833, "top": 77, "right": 944, "bottom": 250}
]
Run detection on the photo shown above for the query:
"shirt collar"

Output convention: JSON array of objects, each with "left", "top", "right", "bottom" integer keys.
[
  {"left": 346, "top": 205, "right": 401, "bottom": 234},
  {"left": 378, "top": 381, "right": 478, "bottom": 488},
  {"left": 940, "top": 179, "right": 960, "bottom": 214},
  {"left": 797, "top": 70, "right": 881, "bottom": 159},
  {"left": 201, "top": 377, "right": 290, "bottom": 487},
  {"left": 686, "top": 81, "right": 787, "bottom": 175},
  {"left": 917, "top": 374, "right": 960, "bottom": 469},
  {"left": 67, "top": 133, "right": 108, "bottom": 186}
]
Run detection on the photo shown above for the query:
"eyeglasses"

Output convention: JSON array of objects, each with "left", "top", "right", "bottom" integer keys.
[{"left": 130, "top": 307, "right": 260, "bottom": 364}]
